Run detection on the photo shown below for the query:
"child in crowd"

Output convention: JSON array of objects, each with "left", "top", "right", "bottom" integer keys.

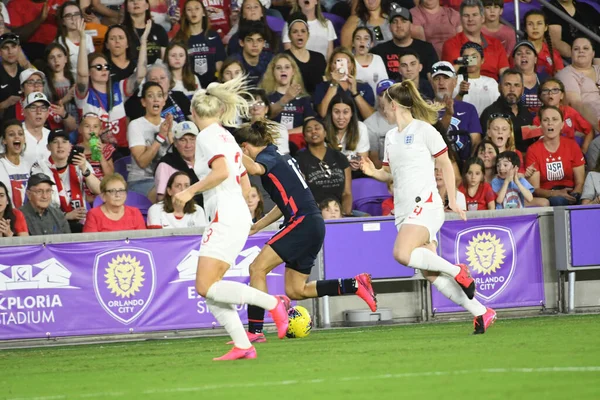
[
  {"left": 164, "top": 41, "right": 201, "bottom": 99},
  {"left": 491, "top": 151, "right": 534, "bottom": 209},
  {"left": 79, "top": 113, "right": 115, "bottom": 204},
  {"left": 319, "top": 197, "right": 342, "bottom": 219},
  {"left": 459, "top": 157, "right": 496, "bottom": 210},
  {"left": 481, "top": 0, "right": 515, "bottom": 55},
  {"left": 247, "top": 183, "right": 265, "bottom": 222}
]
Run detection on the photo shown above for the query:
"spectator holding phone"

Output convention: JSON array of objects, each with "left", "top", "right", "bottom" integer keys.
[
  {"left": 31, "top": 129, "right": 101, "bottom": 232},
  {"left": 526, "top": 106, "right": 585, "bottom": 206}
]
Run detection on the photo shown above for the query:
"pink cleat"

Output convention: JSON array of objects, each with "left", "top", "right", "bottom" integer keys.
[
  {"left": 473, "top": 307, "right": 497, "bottom": 335},
  {"left": 454, "top": 263, "right": 476, "bottom": 300},
  {"left": 213, "top": 346, "right": 257, "bottom": 361},
  {"left": 269, "top": 295, "right": 291, "bottom": 339},
  {"left": 355, "top": 273, "right": 377, "bottom": 312},
  {"left": 226, "top": 331, "right": 266, "bottom": 344}
]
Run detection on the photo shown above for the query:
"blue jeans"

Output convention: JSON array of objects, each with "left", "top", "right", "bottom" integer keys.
[
  {"left": 548, "top": 196, "right": 570, "bottom": 207},
  {"left": 128, "top": 179, "right": 155, "bottom": 197}
]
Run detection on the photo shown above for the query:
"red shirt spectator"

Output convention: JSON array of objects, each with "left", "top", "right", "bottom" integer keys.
[
  {"left": 381, "top": 197, "right": 394, "bottom": 216},
  {"left": 536, "top": 42, "right": 564, "bottom": 77},
  {"left": 442, "top": 32, "right": 509, "bottom": 79},
  {"left": 203, "top": 0, "right": 231, "bottom": 38},
  {"left": 532, "top": 105, "right": 592, "bottom": 141},
  {"left": 12, "top": 208, "right": 28, "bottom": 235},
  {"left": 7, "top": 0, "right": 66, "bottom": 46},
  {"left": 440, "top": 0, "right": 511, "bottom": 10},
  {"left": 526, "top": 137, "right": 585, "bottom": 190},
  {"left": 83, "top": 205, "right": 146, "bottom": 232},
  {"left": 459, "top": 182, "right": 496, "bottom": 210}
]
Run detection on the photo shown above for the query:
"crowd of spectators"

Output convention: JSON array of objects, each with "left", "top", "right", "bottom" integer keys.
[{"left": 1, "top": 0, "right": 600, "bottom": 237}]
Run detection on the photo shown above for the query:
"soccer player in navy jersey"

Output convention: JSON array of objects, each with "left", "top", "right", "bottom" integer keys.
[{"left": 235, "top": 120, "right": 377, "bottom": 343}]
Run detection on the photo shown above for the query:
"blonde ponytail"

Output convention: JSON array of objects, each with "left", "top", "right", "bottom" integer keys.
[
  {"left": 386, "top": 80, "right": 444, "bottom": 125},
  {"left": 191, "top": 74, "right": 252, "bottom": 127}
]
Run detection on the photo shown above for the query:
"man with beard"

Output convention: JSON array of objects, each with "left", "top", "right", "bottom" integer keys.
[
  {"left": 480, "top": 69, "right": 534, "bottom": 153},
  {"left": 431, "top": 61, "right": 481, "bottom": 162}
]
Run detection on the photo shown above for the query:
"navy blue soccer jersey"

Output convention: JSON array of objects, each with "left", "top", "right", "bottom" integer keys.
[{"left": 256, "top": 144, "right": 320, "bottom": 223}]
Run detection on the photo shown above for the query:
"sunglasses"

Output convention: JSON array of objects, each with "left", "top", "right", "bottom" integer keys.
[
  {"left": 91, "top": 64, "right": 111, "bottom": 71},
  {"left": 319, "top": 161, "right": 332, "bottom": 178},
  {"left": 489, "top": 113, "right": 511, "bottom": 121}
]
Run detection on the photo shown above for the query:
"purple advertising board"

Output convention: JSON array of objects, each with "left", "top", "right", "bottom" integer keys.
[
  {"left": 431, "top": 215, "right": 544, "bottom": 312},
  {"left": 569, "top": 207, "right": 600, "bottom": 267},
  {"left": 0, "top": 234, "right": 285, "bottom": 340}
]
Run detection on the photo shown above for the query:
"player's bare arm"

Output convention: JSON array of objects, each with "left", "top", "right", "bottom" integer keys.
[
  {"left": 360, "top": 156, "right": 392, "bottom": 182},
  {"left": 173, "top": 157, "right": 229, "bottom": 206},
  {"left": 242, "top": 154, "right": 266, "bottom": 176}
]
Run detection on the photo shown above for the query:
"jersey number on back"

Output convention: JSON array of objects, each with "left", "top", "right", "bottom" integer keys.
[
  {"left": 288, "top": 159, "right": 308, "bottom": 189},
  {"left": 235, "top": 152, "right": 242, "bottom": 184}
]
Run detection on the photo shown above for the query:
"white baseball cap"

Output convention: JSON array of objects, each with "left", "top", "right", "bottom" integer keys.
[
  {"left": 24, "top": 92, "right": 51, "bottom": 109},
  {"left": 173, "top": 121, "right": 199, "bottom": 139},
  {"left": 431, "top": 61, "right": 456, "bottom": 78},
  {"left": 20, "top": 68, "right": 46, "bottom": 86}
]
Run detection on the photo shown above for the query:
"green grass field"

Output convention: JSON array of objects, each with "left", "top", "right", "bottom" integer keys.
[{"left": 1, "top": 315, "right": 599, "bottom": 400}]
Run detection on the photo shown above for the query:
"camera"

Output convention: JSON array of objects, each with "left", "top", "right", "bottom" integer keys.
[{"left": 454, "top": 55, "right": 477, "bottom": 67}]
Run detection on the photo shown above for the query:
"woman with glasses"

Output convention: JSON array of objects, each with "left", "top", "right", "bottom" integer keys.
[
  {"left": 170, "top": 75, "right": 290, "bottom": 361},
  {"left": 147, "top": 171, "right": 206, "bottom": 229},
  {"left": 260, "top": 54, "right": 314, "bottom": 137},
  {"left": 83, "top": 173, "right": 147, "bottom": 232},
  {"left": 283, "top": 12, "right": 327, "bottom": 96},
  {"left": 340, "top": 0, "right": 392, "bottom": 48},
  {"left": 360, "top": 80, "right": 496, "bottom": 335},
  {"left": 56, "top": 2, "right": 95, "bottom": 77},
  {"left": 534, "top": 78, "right": 594, "bottom": 154},
  {"left": 295, "top": 117, "right": 354, "bottom": 216},
  {"left": 76, "top": 19, "right": 150, "bottom": 157},
  {"left": 314, "top": 47, "right": 375, "bottom": 120},
  {"left": 0, "top": 120, "right": 30, "bottom": 208},
  {"left": 526, "top": 105, "right": 586, "bottom": 206},
  {"left": 122, "top": 0, "right": 168, "bottom": 65}
]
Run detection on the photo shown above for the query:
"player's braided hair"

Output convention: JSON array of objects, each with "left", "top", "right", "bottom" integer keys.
[
  {"left": 235, "top": 120, "right": 281, "bottom": 147},
  {"left": 524, "top": 10, "right": 556, "bottom": 74}
]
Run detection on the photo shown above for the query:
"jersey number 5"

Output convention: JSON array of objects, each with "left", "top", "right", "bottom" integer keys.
[{"left": 288, "top": 159, "right": 308, "bottom": 189}]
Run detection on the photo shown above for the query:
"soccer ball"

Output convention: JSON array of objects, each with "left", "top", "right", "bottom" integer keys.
[{"left": 286, "top": 305, "right": 312, "bottom": 338}]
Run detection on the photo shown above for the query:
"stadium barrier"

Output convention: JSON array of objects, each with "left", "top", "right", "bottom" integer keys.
[{"left": 0, "top": 206, "right": 598, "bottom": 339}]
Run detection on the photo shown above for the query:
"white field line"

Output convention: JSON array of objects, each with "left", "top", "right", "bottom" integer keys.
[{"left": 6, "top": 366, "right": 600, "bottom": 400}]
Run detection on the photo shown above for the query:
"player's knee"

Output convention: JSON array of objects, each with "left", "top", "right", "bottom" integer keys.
[
  {"left": 195, "top": 280, "right": 211, "bottom": 298},
  {"left": 249, "top": 261, "right": 269, "bottom": 279},
  {"left": 393, "top": 248, "right": 411, "bottom": 266},
  {"left": 285, "top": 284, "right": 305, "bottom": 300}
]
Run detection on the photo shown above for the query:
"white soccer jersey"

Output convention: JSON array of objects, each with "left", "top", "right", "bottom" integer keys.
[
  {"left": 147, "top": 202, "right": 207, "bottom": 229},
  {"left": 0, "top": 157, "right": 30, "bottom": 208},
  {"left": 383, "top": 119, "right": 448, "bottom": 218},
  {"left": 193, "top": 123, "right": 251, "bottom": 224}
]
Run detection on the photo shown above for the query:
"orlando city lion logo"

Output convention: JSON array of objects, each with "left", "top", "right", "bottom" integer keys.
[
  {"left": 105, "top": 254, "right": 145, "bottom": 298},
  {"left": 465, "top": 232, "right": 506, "bottom": 275}
]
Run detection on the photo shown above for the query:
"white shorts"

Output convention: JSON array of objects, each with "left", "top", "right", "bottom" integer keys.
[
  {"left": 198, "top": 219, "right": 251, "bottom": 266},
  {"left": 396, "top": 202, "right": 445, "bottom": 244}
]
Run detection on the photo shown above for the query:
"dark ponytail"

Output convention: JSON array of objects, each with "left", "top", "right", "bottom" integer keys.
[{"left": 235, "top": 120, "right": 280, "bottom": 147}]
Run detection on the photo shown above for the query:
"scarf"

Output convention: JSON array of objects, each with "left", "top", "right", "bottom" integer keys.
[{"left": 49, "top": 156, "right": 83, "bottom": 213}]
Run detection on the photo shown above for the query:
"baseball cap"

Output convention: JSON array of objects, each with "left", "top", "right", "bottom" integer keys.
[
  {"left": 512, "top": 40, "right": 538, "bottom": 58},
  {"left": 20, "top": 69, "right": 46, "bottom": 86},
  {"left": 27, "top": 173, "right": 55, "bottom": 188},
  {"left": 376, "top": 79, "right": 395, "bottom": 96},
  {"left": 24, "top": 92, "right": 51, "bottom": 109},
  {"left": 388, "top": 3, "right": 412, "bottom": 23},
  {"left": 431, "top": 61, "right": 456, "bottom": 78},
  {"left": 0, "top": 33, "right": 19, "bottom": 47},
  {"left": 173, "top": 121, "right": 199, "bottom": 139},
  {"left": 48, "top": 129, "right": 70, "bottom": 143}
]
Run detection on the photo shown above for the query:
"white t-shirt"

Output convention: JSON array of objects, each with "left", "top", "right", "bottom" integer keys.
[
  {"left": 364, "top": 112, "right": 395, "bottom": 160},
  {"left": 1, "top": 3, "right": 10, "bottom": 25},
  {"left": 452, "top": 75, "right": 500, "bottom": 116},
  {"left": 193, "top": 123, "right": 251, "bottom": 224},
  {"left": 31, "top": 158, "right": 93, "bottom": 211},
  {"left": 147, "top": 201, "right": 207, "bottom": 229},
  {"left": 383, "top": 119, "right": 447, "bottom": 217},
  {"left": 355, "top": 55, "right": 389, "bottom": 100},
  {"left": 0, "top": 157, "right": 30, "bottom": 208},
  {"left": 274, "top": 122, "right": 290, "bottom": 155},
  {"left": 22, "top": 125, "right": 51, "bottom": 168},
  {"left": 127, "top": 117, "right": 170, "bottom": 182},
  {"left": 58, "top": 35, "right": 95, "bottom": 78},
  {"left": 339, "top": 121, "right": 370, "bottom": 158},
  {"left": 282, "top": 19, "right": 337, "bottom": 59},
  {"left": 172, "top": 75, "right": 201, "bottom": 99}
]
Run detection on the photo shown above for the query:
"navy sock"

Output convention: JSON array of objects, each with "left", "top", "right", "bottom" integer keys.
[
  {"left": 247, "top": 305, "right": 265, "bottom": 334},
  {"left": 316, "top": 279, "right": 357, "bottom": 297}
]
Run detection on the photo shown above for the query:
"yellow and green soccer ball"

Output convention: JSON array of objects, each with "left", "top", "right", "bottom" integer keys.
[{"left": 286, "top": 305, "right": 312, "bottom": 338}]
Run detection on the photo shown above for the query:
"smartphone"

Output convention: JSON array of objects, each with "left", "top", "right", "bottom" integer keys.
[
  {"left": 335, "top": 58, "right": 348, "bottom": 81},
  {"left": 68, "top": 145, "right": 85, "bottom": 165}
]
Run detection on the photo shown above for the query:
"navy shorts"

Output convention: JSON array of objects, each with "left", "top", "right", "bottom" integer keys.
[{"left": 267, "top": 213, "right": 325, "bottom": 275}]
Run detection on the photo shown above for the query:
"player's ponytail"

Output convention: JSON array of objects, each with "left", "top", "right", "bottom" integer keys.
[
  {"left": 386, "top": 80, "right": 444, "bottom": 125},
  {"left": 235, "top": 120, "right": 280, "bottom": 147},
  {"left": 191, "top": 74, "right": 251, "bottom": 127}
]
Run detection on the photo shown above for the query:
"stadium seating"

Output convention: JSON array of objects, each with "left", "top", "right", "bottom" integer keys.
[
  {"left": 266, "top": 15, "right": 285, "bottom": 36},
  {"left": 113, "top": 156, "right": 131, "bottom": 182},
  {"left": 351, "top": 178, "right": 391, "bottom": 216},
  {"left": 93, "top": 191, "right": 153, "bottom": 219}
]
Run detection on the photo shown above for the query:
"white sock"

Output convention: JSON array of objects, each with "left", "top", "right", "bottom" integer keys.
[
  {"left": 408, "top": 247, "right": 461, "bottom": 276},
  {"left": 206, "top": 298, "right": 252, "bottom": 349},
  {"left": 432, "top": 275, "right": 487, "bottom": 316},
  {"left": 206, "top": 280, "right": 277, "bottom": 310}
]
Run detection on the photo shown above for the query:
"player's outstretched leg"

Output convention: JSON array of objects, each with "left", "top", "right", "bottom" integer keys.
[
  {"left": 208, "top": 298, "right": 257, "bottom": 361},
  {"left": 427, "top": 273, "right": 497, "bottom": 334},
  {"left": 312, "top": 274, "right": 377, "bottom": 312}
]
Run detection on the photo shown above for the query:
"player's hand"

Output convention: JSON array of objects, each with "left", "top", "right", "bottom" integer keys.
[
  {"left": 449, "top": 201, "right": 467, "bottom": 221},
  {"left": 359, "top": 156, "right": 376, "bottom": 177},
  {"left": 173, "top": 188, "right": 193, "bottom": 207}
]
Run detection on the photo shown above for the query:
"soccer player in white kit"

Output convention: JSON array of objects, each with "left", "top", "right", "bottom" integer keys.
[
  {"left": 173, "top": 76, "right": 291, "bottom": 360},
  {"left": 360, "top": 80, "right": 497, "bottom": 334}
]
